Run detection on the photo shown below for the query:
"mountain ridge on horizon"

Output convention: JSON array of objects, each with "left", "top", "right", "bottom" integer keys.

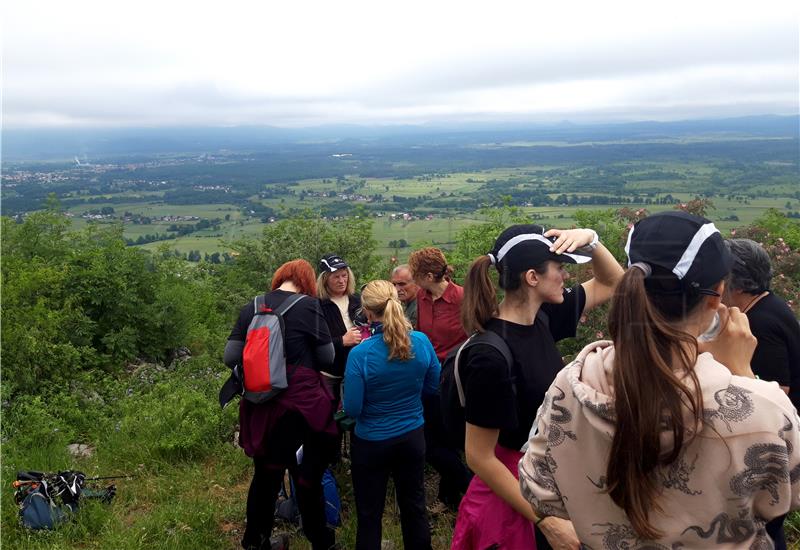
[{"left": 3, "top": 114, "right": 797, "bottom": 161}]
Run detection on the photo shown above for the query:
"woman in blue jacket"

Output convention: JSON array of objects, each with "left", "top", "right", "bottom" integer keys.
[{"left": 343, "top": 280, "right": 441, "bottom": 550}]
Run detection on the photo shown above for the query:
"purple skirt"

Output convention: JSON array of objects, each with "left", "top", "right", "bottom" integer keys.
[{"left": 239, "top": 365, "right": 338, "bottom": 458}]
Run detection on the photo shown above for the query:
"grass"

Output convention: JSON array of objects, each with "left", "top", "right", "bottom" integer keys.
[
  {"left": 0, "top": 354, "right": 459, "bottom": 550},
  {"left": 5, "top": 370, "right": 799, "bottom": 550}
]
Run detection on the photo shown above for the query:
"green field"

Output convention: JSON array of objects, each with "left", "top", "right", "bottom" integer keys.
[{"left": 57, "top": 162, "right": 796, "bottom": 259}]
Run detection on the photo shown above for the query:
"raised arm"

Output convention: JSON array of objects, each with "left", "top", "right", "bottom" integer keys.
[{"left": 545, "top": 227, "right": 624, "bottom": 313}]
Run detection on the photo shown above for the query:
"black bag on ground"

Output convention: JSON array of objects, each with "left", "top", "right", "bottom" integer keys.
[
  {"left": 14, "top": 471, "right": 84, "bottom": 529},
  {"left": 440, "top": 330, "right": 513, "bottom": 450},
  {"left": 14, "top": 470, "right": 117, "bottom": 530}
]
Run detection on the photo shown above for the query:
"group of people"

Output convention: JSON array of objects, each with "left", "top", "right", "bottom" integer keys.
[{"left": 224, "top": 212, "right": 800, "bottom": 550}]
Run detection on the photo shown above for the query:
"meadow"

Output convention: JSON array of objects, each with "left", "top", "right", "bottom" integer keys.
[{"left": 54, "top": 158, "right": 797, "bottom": 260}]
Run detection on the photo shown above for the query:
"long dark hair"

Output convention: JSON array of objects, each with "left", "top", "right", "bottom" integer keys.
[{"left": 606, "top": 266, "right": 708, "bottom": 539}]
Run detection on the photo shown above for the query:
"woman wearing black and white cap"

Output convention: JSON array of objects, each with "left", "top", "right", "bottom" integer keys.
[
  {"left": 317, "top": 254, "right": 366, "bottom": 404},
  {"left": 451, "top": 224, "right": 623, "bottom": 550},
  {"left": 520, "top": 211, "right": 800, "bottom": 549}
]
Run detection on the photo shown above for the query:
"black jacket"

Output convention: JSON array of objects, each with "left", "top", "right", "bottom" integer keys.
[{"left": 320, "top": 294, "right": 365, "bottom": 377}]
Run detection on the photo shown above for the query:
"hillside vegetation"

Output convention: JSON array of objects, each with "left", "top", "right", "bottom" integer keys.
[{"left": 2, "top": 203, "right": 799, "bottom": 549}]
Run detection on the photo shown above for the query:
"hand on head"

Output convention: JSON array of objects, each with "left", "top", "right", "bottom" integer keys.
[{"left": 544, "top": 228, "right": 596, "bottom": 255}]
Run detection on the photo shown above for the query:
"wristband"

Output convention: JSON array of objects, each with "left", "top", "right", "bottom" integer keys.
[{"left": 534, "top": 515, "right": 549, "bottom": 527}]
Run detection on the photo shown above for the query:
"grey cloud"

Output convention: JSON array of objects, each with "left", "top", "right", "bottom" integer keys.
[{"left": 351, "top": 22, "right": 797, "bottom": 103}]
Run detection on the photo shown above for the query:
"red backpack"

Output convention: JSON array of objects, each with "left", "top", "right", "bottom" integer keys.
[{"left": 242, "top": 293, "right": 305, "bottom": 403}]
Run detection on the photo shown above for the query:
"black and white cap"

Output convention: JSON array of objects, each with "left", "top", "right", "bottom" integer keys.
[
  {"left": 625, "top": 211, "right": 732, "bottom": 294},
  {"left": 319, "top": 254, "right": 348, "bottom": 273},
  {"left": 488, "top": 224, "right": 592, "bottom": 274}
]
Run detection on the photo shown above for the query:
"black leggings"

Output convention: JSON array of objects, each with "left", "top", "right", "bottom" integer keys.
[
  {"left": 351, "top": 427, "right": 432, "bottom": 550},
  {"left": 243, "top": 413, "right": 337, "bottom": 550}
]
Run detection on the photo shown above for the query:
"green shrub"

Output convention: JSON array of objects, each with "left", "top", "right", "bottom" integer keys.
[{"left": 113, "top": 381, "right": 230, "bottom": 464}]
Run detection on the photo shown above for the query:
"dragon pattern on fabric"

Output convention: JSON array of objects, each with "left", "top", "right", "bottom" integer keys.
[
  {"left": 730, "top": 443, "right": 790, "bottom": 504},
  {"left": 659, "top": 453, "right": 702, "bottom": 496},
  {"left": 682, "top": 511, "right": 771, "bottom": 549},
  {"left": 702, "top": 385, "right": 754, "bottom": 432},
  {"left": 591, "top": 522, "right": 682, "bottom": 550},
  {"left": 545, "top": 386, "right": 577, "bottom": 447}
]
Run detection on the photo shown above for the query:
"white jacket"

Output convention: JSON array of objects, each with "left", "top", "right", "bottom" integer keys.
[{"left": 520, "top": 340, "right": 800, "bottom": 549}]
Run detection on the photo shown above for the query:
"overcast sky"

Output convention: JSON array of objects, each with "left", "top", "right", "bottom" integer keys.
[{"left": 3, "top": 0, "right": 798, "bottom": 128}]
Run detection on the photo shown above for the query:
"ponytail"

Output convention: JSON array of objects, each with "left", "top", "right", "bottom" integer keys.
[
  {"left": 606, "top": 267, "right": 704, "bottom": 539},
  {"left": 382, "top": 297, "right": 413, "bottom": 361},
  {"left": 461, "top": 255, "right": 498, "bottom": 334},
  {"left": 361, "top": 280, "right": 413, "bottom": 361}
]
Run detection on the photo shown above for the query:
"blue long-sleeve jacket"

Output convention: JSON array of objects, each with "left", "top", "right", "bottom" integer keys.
[{"left": 343, "top": 329, "right": 440, "bottom": 441}]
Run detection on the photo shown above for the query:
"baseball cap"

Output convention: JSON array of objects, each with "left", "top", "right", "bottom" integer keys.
[
  {"left": 488, "top": 224, "right": 592, "bottom": 275},
  {"left": 624, "top": 211, "right": 732, "bottom": 294},
  {"left": 319, "top": 254, "right": 348, "bottom": 273}
]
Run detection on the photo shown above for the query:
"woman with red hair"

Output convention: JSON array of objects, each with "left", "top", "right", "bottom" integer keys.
[{"left": 224, "top": 259, "right": 338, "bottom": 550}]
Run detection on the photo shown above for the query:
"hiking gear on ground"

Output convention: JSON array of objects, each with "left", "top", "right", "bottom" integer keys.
[
  {"left": 274, "top": 469, "right": 341, "bottom": 528},
  {"left": 440, "top": 330, "right": 513, "bottom": 449},
  {"left": 274, "top": 475, "right": 300, "bottom": 525},
  {"left": 321, "top": 469, "right": 341, "bottom": 527},
  {"left": 13, "top": 470, "right": 116, "bottom": 530}
]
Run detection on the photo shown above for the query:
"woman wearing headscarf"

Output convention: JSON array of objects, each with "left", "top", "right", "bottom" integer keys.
[
  {"left": 343, "top": 280, "right": 440, "bottom": 550},
  {"left": 520, "top": 212, "right": 800, "bottom": 548},
  {"left": 454, "top": 224, "right": 623, "bottom": 550},
  {"left": 224, "top": 259, "right": 338, "bottom": 550}
]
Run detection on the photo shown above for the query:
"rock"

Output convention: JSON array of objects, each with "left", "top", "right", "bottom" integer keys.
[
  {"left": 66, "top": 443, "right": 94, "bottom": 458},
  {"left": 232, "top": 430, "right": 240, "bottom": 447}
]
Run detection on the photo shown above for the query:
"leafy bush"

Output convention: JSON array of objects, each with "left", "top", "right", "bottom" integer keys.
[
  {"left": 228, "top": 207, "right": 382, "bottom": 288},
  {"left": 1, "top": 206, "right": 233, "bottom": 395}
]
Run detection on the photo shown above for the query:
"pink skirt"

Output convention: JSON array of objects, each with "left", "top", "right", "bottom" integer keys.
[{"left": 451, "top": 445, "right": 537, "bottom": 550}]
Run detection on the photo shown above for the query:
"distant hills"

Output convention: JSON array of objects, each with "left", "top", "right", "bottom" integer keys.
[{"left": 3, "top": 115, "right": 798, "bottom": 161}]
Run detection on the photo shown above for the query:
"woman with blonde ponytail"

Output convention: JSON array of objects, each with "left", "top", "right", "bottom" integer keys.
[
  {"left": 520, "top": 212, "right": 800, "bottom": 548},
  {"left": 343, "top": 280, "right": 441, "bottom": 550}
]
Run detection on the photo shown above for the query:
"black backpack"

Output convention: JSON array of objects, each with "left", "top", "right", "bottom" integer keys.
[
  {"left": 440, "top": 310, "right": 550, "bottom": 449},
  {"left": 440, "top": 330, "right": 513, "bottom": 449}
]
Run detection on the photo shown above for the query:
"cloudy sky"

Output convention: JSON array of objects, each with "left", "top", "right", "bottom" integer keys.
[{"left": 3, "top": 0, "right": 798, "bottom": 128}]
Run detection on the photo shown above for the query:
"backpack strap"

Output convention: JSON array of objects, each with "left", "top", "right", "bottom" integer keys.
[
  {"left": 253, "top": 293, "right": 305, "bottom": 316},
  {"left": 253, "top": 295, "right": 266, "bottom": 315},
  {"left": 453, "top": 330, "right": 514, "bottom": 407}
]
